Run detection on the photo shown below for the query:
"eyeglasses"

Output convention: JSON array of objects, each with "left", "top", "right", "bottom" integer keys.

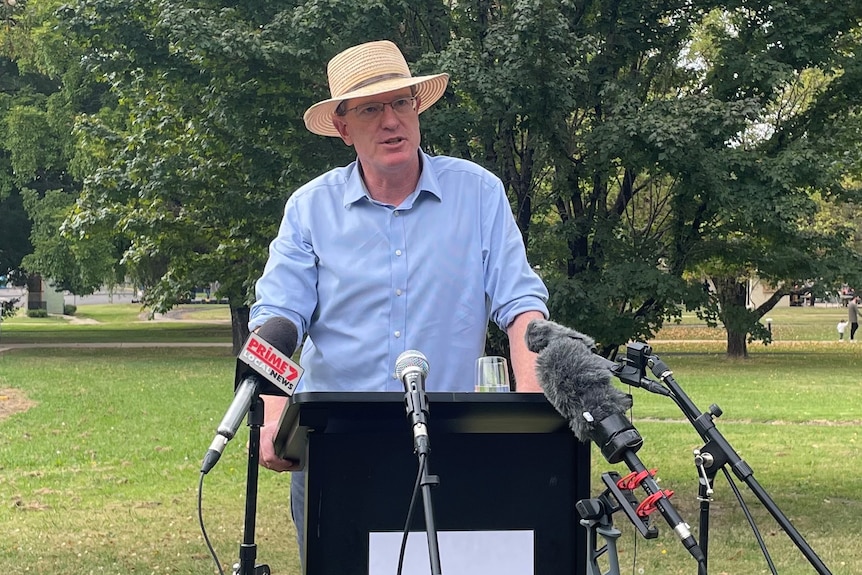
[{"left": 341, "top": 97, "right": 417, "bottom": 120}]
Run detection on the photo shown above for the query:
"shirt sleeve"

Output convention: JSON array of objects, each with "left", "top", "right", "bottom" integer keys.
[
  {"left": 482, "top": 176, "right": 549, "bottom": 330},
  {"left": 249, "top": 193, "right": 318, "bottom": 340}
]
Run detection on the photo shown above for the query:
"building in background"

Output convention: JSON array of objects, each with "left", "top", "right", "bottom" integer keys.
[{"left": 26, "top": 274, "right": 64, "bottom": 314}]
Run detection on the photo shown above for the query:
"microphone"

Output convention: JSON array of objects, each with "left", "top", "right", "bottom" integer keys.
[
  {"left": 526, "top": 318, "right": 705, "bottom": 565},
  {"left": 201, "top": 317, "right": 301, "bottom": 474},
  {"left": 525, "top": 317, "right": 671, "bottom": 397},
  {"left": 395, "top": 350, "right": 431, "bottom": 456},
  {"left": 525, "top": 319, "right": 634, "bottom": 446}
]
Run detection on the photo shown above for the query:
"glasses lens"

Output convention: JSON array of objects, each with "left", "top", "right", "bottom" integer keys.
[
  {"left": 392, "top": 98, "right": 415, "bottom": 113},
  {"left": 356, "top": 103, "right": 385, "bottom": 118},
  {"left": 351, "top": 97, "right": 415, "bottom": 119}
]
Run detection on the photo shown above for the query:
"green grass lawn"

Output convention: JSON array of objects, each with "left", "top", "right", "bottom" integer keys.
[
  {"left": 0, "top": 346, "right": 299, "bottom": 575},
  {"left": 1, "top": 304, "right": 860, "bottom": 574},
  {"left": 0, "top": 303, "right": 232, "bottom": 344},
  {"left": 600, "top": 344, "right": 862, "bottom": 575},
  {"left": 656, "top": 303, "right": 855, "bottom": 342}
]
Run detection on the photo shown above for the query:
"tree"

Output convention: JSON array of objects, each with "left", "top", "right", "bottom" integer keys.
[
  {"left": 20, "top": 187, "right": 116, "bottom": 293},
  {"left": 8, "top": 0, "right": 862, "bottom": 361},
  {"left": 424, "top": 0, "right": 724, "bottom": 354},
  {"left": 0, "top": 59, "right": 36, "bottom": 283},
  {"left": 675, "top": 5, "right": 862, "bottom": 356},
  {"left": 1, "top": 0, "right": 104, "bottom": 290},
  {"left": 56, "top": 0, "right": 432, "bottom": 351},
  {"left": 425, "top": 0, "right": 862, "bottom": 358}
]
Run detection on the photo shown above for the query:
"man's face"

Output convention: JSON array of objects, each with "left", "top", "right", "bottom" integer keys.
[{"left": 331, "top": 88, "right": 422, "bottom": 178}]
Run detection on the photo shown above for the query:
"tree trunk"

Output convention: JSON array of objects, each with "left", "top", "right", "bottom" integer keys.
[
  {"left": 726, "top": 328, "right": 748, "bottom": 359},
  {"left": 230, "top": 304, "right": 250, "bottom": 355},
  {"left": 712, "top": 275, "right": 750, "bottom": 359}
]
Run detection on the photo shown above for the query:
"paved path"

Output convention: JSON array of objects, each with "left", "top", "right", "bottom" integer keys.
[{"left": 0, "top": 342, "right": 232, "bottom": 355}]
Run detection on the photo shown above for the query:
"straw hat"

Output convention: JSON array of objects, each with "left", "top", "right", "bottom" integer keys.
[{"left": 303, "top": 40, "right": 449, "bottom": 137}]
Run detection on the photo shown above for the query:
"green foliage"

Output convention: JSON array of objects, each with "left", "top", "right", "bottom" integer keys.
[
  {"left": 0, "top": 297, "right": 19, "bottom": 320},
  {"left": 427, "top": 0, "right": 708, "bottom": 347},
  {"left": 26, "top": 308, "right": 48, "bottom": 318},
  {"left": 1, "top": 18, "right": 83, "bottom": 284},
  {"left": 50, "top": 0, "right": 421, "bottom": 345},
  {"left": 4, "top": 103, "right": 63, "bottom": 185},
  {"left": 424, "top": 0, "right": 862, "bottom": 355},
  {"left": 4, "top": 0, "right": 862, "bottom": 357},
  {"left": 20, "top": 188, "right": 115, "bottom": 294}
]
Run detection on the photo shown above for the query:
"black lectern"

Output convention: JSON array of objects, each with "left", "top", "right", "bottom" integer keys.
[{"left": 274, "top": 391, "right": 590, "bottom": 575}]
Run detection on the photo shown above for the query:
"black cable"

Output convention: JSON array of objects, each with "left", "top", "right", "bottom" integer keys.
[
  {"left": 721, "top": 467, "right": 778, "bottom": 575},
  {"left": 198, "top": 471, "right": 226, "bottom": 575},
  {"left": 397, "top": 452, "right": 427, "bottom": 575},
  {"left": 625, "top": 387, "right": 641, "bottom": 575}
]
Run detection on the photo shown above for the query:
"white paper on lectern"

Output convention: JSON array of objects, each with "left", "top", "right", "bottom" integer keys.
[{"left": 368, "top": 530, "right": 534, "bottom": 575}]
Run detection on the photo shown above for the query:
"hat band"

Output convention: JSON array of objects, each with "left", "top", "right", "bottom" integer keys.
[{"left": 342, "top": 72, "right": 410, "bottom": 95}]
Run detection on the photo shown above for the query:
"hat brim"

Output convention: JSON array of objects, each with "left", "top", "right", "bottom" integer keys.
[{"left": 303, "top": 73, "right": 449, "bottom": 137}]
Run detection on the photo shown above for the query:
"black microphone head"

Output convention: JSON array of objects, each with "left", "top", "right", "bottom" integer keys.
[
  {"left": 534, "top": 326, "right": 632, "bottom": 442},
  {"left": 395, "top": 350, "right": 430, "bottom": 380},
  {"left": 525, "top": 318, "right": 597, "bottom": 354},
  {"left": 256, "top": 316, "right": 299, "bottom": 357}
]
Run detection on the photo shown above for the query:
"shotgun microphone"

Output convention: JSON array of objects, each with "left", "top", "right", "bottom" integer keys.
[
  {"left": 526, "top": 319, "right": 705, "bottom": 565},
  {"left": 524, "top": 317, "right": 671, "bottom": 397}
]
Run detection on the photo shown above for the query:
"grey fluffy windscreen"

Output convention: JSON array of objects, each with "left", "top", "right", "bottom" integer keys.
[
  {"left": 525, "top": 318, "right": 597, "bottom": 353},
  {"left": 528, "top": 319, "right": 632, "bottom": 442}
]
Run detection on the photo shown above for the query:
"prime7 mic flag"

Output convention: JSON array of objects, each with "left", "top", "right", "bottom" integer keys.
[{"left": 238, "top": 330, "right": 303, "bottom": 396}]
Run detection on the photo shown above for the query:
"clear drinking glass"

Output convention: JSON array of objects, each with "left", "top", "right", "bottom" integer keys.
[{"left": 474, "top": 356, "right": 511, "bottom": 392}]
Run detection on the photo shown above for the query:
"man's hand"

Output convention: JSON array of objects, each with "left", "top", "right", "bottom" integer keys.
[
  {"left": 507, "top": 310, "right": 546, "bottom": 392},
  {"left": 259, "top": 418, "right": 301, "bottom": 472},
  {"left": 258, "top": 394, "right": 300, "bottom": 472}
]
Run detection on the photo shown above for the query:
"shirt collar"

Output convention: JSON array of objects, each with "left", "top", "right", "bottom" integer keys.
[{"left": 342, "top": 151, "right": 443, "bottom": 208}]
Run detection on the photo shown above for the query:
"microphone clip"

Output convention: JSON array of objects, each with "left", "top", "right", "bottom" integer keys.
[
  {"left": 579, "top": 470, "right": 660, "bottom": 541},
  {"left": 611, "top": 342, "right": 650, "bottom": 385},
  {"left": 610, "top": 342, "right": 673, "bottom": 397}
]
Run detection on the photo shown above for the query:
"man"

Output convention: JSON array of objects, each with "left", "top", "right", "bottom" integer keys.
[
  {"left": 849, "top": 295, "right": 859, "bottom": 342},
  {"left": 249, "top": 40, "right": 549, "bottom": 556}
]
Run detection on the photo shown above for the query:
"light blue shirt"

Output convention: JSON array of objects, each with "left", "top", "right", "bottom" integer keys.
[{"left": 250, "top": 151, "right": 548, "bottom": 392}]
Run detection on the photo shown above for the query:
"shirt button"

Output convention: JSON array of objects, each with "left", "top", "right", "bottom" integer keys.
[
  {"left": 395, "top": 289, "right": 403, "bottom": 296},
  {"left": 395, "top": 249, "right": 402, "bottom": 256},
  {"left": 393, "top": 211, "right": 401, "bottom": 217},
  {"left": 394, "top": 331, "right": 401, "bottom": 338}
]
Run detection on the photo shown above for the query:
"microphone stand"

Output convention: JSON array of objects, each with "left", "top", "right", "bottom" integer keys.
[
  {"left": 403, "top": 385, "right": 443, "bottom": 575},
  {"left": 592, "top": 413, "right": 707, "bottom": 570},
  {"left": 418, "top": 453, "right": 443, "bottom": 575},
  {"left": 578, "top": 469, "right": 657, "bottom": 575},
  {"left": 647, "top": 355, "right": 832, "bottom": 575},
  {"left": 571, "top": 342, "right": 706, "bottom": 574},
  {"left": 234, "top": 394, "right": 271, "bottom": 575}
]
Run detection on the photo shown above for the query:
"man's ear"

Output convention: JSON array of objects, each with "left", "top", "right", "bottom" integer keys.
[{"left": 332, "top": 116, "right": 352, "bottom": 146}]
